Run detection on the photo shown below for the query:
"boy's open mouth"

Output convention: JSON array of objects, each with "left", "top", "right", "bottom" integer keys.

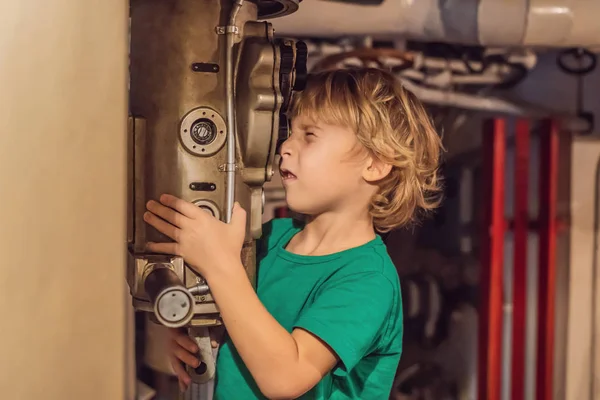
[{"left": 280, "top": 168, "right": 297, "bottom": 180}]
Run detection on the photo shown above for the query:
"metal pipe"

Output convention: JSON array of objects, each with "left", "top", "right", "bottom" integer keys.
[
  {"left": 478, "top": 118, "right": 506, "bottom": 400},
  {"left": 512, "top": 119, "right": 531, "bottom": 400},
  {"left": 398, "top": 78, "right": 588, "bottom": 130},
  {"left": 225, "top": 0, "right": 244, "bottom": 223},
  {"left": 536, "top": 119, "right": 559, "bottom": 400},
  {"left": 399, "top": 79, "right": 525, "bottom": 114},
  {"left": 188, "top": 283, "right": 211, "bottom": 296}
]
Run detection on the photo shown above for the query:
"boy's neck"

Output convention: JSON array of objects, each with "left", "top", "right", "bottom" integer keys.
[{"left": 287, "top": 209, "right": 377, "bottom": 256}]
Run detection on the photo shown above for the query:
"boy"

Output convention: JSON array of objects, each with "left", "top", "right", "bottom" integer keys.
[{"left": 143, "top": 67, "right": 443, "bottom": 399}]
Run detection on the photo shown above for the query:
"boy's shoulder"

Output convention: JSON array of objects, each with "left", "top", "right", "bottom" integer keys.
[{"left": 331, "top": 238, "right": 399, "bottom": 283}]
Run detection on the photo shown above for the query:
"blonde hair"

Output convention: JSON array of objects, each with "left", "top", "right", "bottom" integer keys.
[{"left": 288, "top": 67, "right": 443, "bottom": 233}]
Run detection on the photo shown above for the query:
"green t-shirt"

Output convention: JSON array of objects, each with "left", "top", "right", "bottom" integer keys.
[{"left": 214, "top": 218, "right": 403, "bottom": 399}]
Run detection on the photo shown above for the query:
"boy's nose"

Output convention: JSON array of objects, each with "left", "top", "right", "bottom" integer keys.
[{"left": 279, "top": 137, "right": 293, "bottom": 157}]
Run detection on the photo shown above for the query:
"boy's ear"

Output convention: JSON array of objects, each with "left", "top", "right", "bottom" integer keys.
[{"left": 363, "top": 156, "right": 392, "bottom": 182}]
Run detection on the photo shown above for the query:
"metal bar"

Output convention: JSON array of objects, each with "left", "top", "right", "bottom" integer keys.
[
  {"left": 224, "top": 0, "right": 245, "bottom": 223},
  {"left": 478, "top": 118, "right": 506, "bottom": 400},
  {"left": 512, "top": 118, "right": 530, "bottom": 400},
  {"left": 536, "top": 119, "right": 559, "bottom": 400}
]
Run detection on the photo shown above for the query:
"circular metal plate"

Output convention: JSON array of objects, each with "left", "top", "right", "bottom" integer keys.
[
  {"left": 180, "top": 107, "right": 226, "bottom": 157},
  {"left": 155, "top": 287, "right": 194, "bottom": 327},
  {"left": 193, "top": 199, "right": 221, "bottom": 221},
  {"left": 257, "top": 0, "right": 300, "bottom": 19}
]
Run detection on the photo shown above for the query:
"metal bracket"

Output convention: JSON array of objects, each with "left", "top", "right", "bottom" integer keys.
[
  {"left": 215, "top": 26, "right": 239, "bottom": 35},
  {"left": 218, "top": 163, "right": 238, "bottom": 172}
]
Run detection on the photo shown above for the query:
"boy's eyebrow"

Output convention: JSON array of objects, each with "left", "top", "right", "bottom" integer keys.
[{"left": 299, "top": 123, "right": 320, "bottom": 131}]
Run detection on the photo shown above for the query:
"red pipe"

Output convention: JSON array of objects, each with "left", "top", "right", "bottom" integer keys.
[
  {"left": 536, "top": 119, "right": 559, "bottom": 400},
  {"left": 478, "top": 118, "right": 506, "bottom": 400},
  {"left": 512, "top": 119, "right": 530, "bottom": 400}
]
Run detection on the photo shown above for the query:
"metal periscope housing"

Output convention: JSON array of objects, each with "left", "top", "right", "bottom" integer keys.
[{"left": 126, "top": 0, "right": 306, "bottom": 331}]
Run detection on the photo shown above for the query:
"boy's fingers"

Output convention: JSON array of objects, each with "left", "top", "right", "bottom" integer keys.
[
  {"left": 146, "top": 241, "right": 179, "bottom": 255},
  {"left": 170, "top": 341, "right": 201, "bottom": 367},
  {"left": 211, "top": 339, "right": 218, "bottom": 349},
  {"left": 146, "top": 200, "right": 189, "bottom": 229},
  {"left": 173, "top": 333, "right": 199, "bottom": 353},
  {"left": 169, "top": 355, "right": 191, "bottom": 389},
  {"left": 143, "top": 211, "right": 181, "bottom": 241}
]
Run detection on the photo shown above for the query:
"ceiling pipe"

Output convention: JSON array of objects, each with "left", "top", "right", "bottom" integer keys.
[{"left": 269, "top": 0, "right": 600, "bottom": 48}]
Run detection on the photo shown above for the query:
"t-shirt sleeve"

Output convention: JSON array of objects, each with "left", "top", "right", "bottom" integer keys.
[{"left": 293, "top": 271, "right": 395, "bottom": 375}]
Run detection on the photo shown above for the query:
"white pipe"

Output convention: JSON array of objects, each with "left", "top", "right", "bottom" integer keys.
[
  {"left": 400, "top": 78, "right": 530, "bottom": 114},
  {"left": 399, "top": 69, "right": 510, "bottom": 88},
  {"left": 398, "top": 78, "right": 588, "bottom": 130},
  {"left": 270, "top": 0, "right": 600, "bottom": 47},
  {"left": 411, "top": 51, "right": 537, "bottom": 74}
]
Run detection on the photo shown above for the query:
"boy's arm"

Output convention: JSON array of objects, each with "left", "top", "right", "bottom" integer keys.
[{"left": 206, "top": 259, "right": 338, "bottom": 400}]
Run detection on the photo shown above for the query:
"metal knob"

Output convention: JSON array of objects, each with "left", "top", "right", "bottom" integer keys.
[{"left": 144, "top": 265, "right": 195, "bottom": 328}]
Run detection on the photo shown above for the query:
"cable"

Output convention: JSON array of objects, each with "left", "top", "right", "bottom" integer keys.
[
  {"left": 556, "top": 48, "right": 597, "bottom": 135},
  {"left": 557, "top": 48, "right": 597, "bottom": 75}
]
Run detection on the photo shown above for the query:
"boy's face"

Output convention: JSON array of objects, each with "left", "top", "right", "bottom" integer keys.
[{"left": 278, "top": 114, "right": 371, "bottom": 215}]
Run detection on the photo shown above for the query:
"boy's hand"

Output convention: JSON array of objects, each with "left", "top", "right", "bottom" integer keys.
[
  {"left": 143, "top": 194, "right": 246, "bottom": 279},
  {"left": 167, "top": 328, "right": 198, "bottom": 392},
  {"left": 168, "top": 327, "right": 227, "bottom": 392}
]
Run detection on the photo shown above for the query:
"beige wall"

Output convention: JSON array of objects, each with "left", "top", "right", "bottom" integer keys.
[
  {"left": 0, "top": 1, "right": 130, "bottom": 399},
  {"left": 566, "top": 139, "right": 600, "bottom": 400}
]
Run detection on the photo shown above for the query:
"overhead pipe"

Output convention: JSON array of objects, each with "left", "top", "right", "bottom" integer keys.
[
  {"left": 398, "top": 78, "right": 589, "bottom": 132},
  {"left": 269, "top": 0, "right": 600, "bottom": 48}
]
